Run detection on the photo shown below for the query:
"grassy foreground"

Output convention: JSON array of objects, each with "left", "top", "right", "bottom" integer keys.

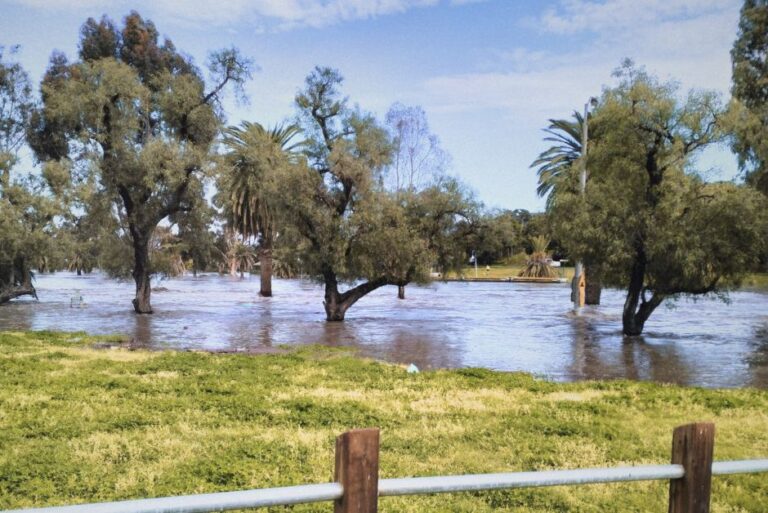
[{"left": 1, "top": 332, "right": 767, "bottom": 513}]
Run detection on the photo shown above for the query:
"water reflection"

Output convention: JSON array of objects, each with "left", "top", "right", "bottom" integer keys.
[{"left": 1, "top": 271, "right": 767, "bottom": 388}]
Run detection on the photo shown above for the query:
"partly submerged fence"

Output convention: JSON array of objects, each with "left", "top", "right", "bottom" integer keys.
[{"left": 4, "top": 423, "right": 768, "bottom": 513}]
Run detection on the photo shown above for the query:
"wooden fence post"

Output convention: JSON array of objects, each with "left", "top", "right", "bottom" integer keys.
[
  {"left": 668, "top": 422, "right": 715, "bottom": 513},
  {"left": 334, "top": 428, "right": 380, "bottom": 513}
]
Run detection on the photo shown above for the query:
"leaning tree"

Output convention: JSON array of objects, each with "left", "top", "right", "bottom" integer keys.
[
  {"left": 286, "top": 67, "right": 432, "bottom": 321},
  {"left": 28, "top": 12, "right": 251, "bottom": 313}
]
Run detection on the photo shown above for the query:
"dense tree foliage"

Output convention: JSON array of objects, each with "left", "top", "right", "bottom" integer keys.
[
  {"left": 28, "top": 12, "right": 251, "bottom": 313},
  {"left": 219, "top": 121, "right": 305, "bottom": 296},
  {"left": 551, "top": 64, "right": 768, "bottom": 335},
  {"left": 285, "top": 67, "right": 433, "bottom": 320},
  {"left": 730, "top": 0, "right": 768, "bottom": 193},
  {"left": 0, "top": 46, "right": 60, "bottom": 303}
]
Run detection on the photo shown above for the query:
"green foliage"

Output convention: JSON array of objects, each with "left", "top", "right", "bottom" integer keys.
[
  {"left": 1, "top": 331, "right": 767, "bottom": 512},
  {"left": 289, "top": 67, "right": 433, "bottom": 301},
  {"left": 28, "top": 12, "right": 251, "bottom": 312},
  {"left": 219, "top": 120, "right": 305, "bottom": 243},
  {"left": 530, "top": 111, "right": 584, "bottom": 204},
  {"left": 0, "top": 46, "right": 61, "bottom": 302},
  {"left": 518, "top": 236, "right": 557, "bottom": 279},
  {"left": 550, "top": 62, "right": 768, "bottom": 334},
  {"left": 730, "top": 0, "right": 768, "bottom": 193}
]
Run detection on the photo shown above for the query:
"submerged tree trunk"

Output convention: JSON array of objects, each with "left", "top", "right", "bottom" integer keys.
[
  {"left": 323, "top": 269, "right": 389, "bottom": 321},
  {"left": 131, "top": 233, "right": 153, "bottom": 314},
  {"left": 259, "top": 236, "right": 273, "bottom": 297},
  {"left": 397, "top": 285, "right": 405, "bottom": 300},
  {"left": 0, "top": 258, "right": 36, "bottom": 304},
  {"left": 621, "top": 246, "right": 664, "bottom": 336},
  {"left": 584, "top": 263, "right": 602, "bottom": 305}
]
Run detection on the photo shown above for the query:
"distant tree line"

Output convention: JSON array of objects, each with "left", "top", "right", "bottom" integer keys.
[{"left": 0, "top": 12, "right": 535, "bottom": 320}]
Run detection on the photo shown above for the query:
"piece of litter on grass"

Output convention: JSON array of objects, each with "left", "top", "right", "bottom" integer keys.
[{"left": 406, "top": 363, "right": 419, "bottom": 374}]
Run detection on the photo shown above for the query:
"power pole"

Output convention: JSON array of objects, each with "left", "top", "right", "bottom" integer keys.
[{"left": 572, "top": 98, "right": 596, "bottom": 310}]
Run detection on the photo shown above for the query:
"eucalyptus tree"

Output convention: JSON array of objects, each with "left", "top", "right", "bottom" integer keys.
[
  {"left": 0, "top": 46, "right": 59, "bottom": 303},
  {"left": 730, "top": 0, "right": 768, "bottom": 194},
  {"left": 220, "top": 121, "right": 305, "bottom": 296},
  {"left": 550, "top": 63, "right": 767, "bottom": 336},
  {"left": 28, "top": 12, "right": 251, "bottom": 313},
  {"left": 287, "top": 67, "right": 431, "bottom": 321},
  {"left": 383, "top": 103, "right": 460, "bottom": 298},
  {"left": 385, "top": 103, "right": 450, "bottom": 193},
  {"left": 401, "top": 176, "right": 480, "bottom": 295},
  {"left": 532, "top": 111, "right": 603, "bottom": 303}
]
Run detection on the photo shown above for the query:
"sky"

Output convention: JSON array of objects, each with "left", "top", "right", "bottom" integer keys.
[{"left": 0, "top": 0, "right": 745, "bottom": 211}]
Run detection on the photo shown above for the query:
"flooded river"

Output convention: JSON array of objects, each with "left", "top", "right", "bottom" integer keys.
[{"left": 1, "top": 272, "right": 767, "bottom": 388}]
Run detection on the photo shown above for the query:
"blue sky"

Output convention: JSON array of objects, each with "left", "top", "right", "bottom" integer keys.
[{"left": 0, "top": 0, "right": 744, "bottom": 211}]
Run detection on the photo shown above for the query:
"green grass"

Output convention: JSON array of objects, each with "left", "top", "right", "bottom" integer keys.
[
  {"left": 446, "top": 265, "right": 573, "bottom": 280},
  {"left": 1, "top": 331, "right": 767, "bottom": 512},
  {"left": 447, "top": 266, "right": 768, "bottom": 290}
]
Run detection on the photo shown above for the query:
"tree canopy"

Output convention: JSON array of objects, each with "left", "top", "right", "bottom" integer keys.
[
  {"left": 29, "top": 12, "right": 251, "bottom": 313},
  {"left": 550, "top": 63, "right": 768, "bottom": 335},
  {"left": 730, "top": 0, "right": 768, "bottom": 193}
]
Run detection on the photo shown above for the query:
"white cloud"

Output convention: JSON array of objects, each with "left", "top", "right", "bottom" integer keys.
[
  {"left": 538, "top": 0, "right": 734, "bottom": 35},
  {"left": 420, "top": 0, "right": 741, "bottom": 120},
  {"left": 6, "top": 0, "right": 469, "bottom": 28}
]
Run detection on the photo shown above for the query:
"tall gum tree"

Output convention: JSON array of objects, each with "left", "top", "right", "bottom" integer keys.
[
  {"left": 730, "top": 0, "right": 768, "bottom": 194},
  {"left": 289, "top": 67, "right": 431, "bottom": 321},
  {"left": 551, "top": 63, "right": 768, "bottom": 336},
  {"left": 28, "top": 13, "right": 250, "bottom": 313}
]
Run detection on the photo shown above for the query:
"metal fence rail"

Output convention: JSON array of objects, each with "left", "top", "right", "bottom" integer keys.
[{"left": 2, "top": 424, "right": 766, "bottom": 513}]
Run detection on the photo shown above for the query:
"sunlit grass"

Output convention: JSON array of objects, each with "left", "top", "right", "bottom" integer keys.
[
  {"left": 445, "top": 266, "right": 768, "bottom": 291},
  {"left": 1, "top": 330, "right": 767, "bottom": 512}
]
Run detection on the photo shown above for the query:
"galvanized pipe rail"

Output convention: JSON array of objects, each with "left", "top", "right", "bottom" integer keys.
[{"left": 3, "top": 424, "right": 766, "bottom": 513}]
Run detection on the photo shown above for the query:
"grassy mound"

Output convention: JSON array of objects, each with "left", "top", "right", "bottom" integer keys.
[{"left": 0, "top": 331, "right": 766, "bottom": 512}]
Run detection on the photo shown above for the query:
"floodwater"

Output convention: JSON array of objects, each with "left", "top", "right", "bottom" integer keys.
[{"left": 1, "top": 272, "right": 767, "bottom": 389}]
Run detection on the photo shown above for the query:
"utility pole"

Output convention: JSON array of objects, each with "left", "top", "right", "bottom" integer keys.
[{"left": 572, "top": 97, "right": 597, "bottom": 310}]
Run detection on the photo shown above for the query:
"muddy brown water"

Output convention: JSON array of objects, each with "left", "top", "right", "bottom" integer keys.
[{"left": 1, "top": 272, "right": 767, "bottom": 388}]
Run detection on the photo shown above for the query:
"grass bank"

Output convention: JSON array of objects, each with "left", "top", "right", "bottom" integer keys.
[
  {"left": 446, "top": 265, "right": 768, "bottom": 290},
  {"left": 1, "top": 331, "right": 767, "bottom": 512}
]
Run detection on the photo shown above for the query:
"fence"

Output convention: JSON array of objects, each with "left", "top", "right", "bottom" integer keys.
[{"left": 4, "top": 423, "right": 768, "bottom": 513}]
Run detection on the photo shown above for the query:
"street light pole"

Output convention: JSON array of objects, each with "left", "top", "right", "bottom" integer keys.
[{"left": 572, "top": 97, "right": 596, "bottom": 310}]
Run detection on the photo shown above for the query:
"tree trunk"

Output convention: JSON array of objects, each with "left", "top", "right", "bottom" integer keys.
[
  {"left": 76, "top": 268, "right": 82, "bottom": 277},
  {"left": 323, "top": 270, "right": 388, "bottom": 321},
  {"left": 259, "top": 237, "right": 273, "bottom": 297},
  {"left": 584, "top": 263, "right": 601, "bottom": 305},
  {"left": 621, "top": 248, "right": 664, "bottom": 336},
  {"left": 0, "top": 259, "right": 36, "bottom": 304},
  {"left": 397, "top": 285, "right": 405, "bottom": 300},
  {"left": 229, "top": 257, "right": 237, "bottom": 277},
  {"left": 132, "top": 235, "right": 153, "bottom": 314}
]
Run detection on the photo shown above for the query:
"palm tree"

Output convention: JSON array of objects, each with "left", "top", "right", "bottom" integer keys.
[
  {"left": 518, "top": 236, "right": 557, "bottom": 279},
  {"left": 530, "top": 111, "right": 584, "bottom": 207},
  {"left": 531, "top": 111, "right": 602, "bottom": 304},
  {"left": 221, "top": 121, "right": 305, "bottom": 296}
]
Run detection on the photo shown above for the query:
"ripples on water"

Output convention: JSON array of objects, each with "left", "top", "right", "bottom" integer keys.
[{"left": 1, "top": 272, "right": 767, "bottom": 389}]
